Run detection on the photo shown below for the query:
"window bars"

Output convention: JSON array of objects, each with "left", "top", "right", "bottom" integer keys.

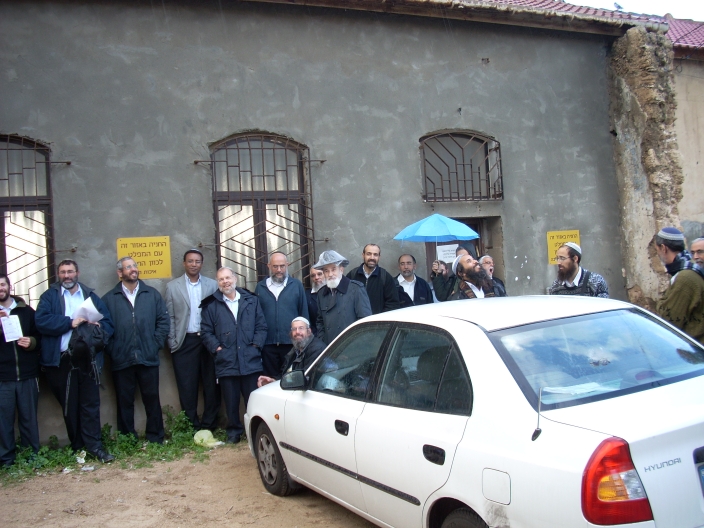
[
  {"left": 0, "top": 135, "right": 55, "bottom": 307},
  {"left": 421, "top": 132, "right": 503, "bottom": 202},
  {"left": 210, "top": 134, "right": 315, "bottom": 290}
]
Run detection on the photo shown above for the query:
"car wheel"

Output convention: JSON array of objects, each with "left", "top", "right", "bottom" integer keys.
[
  {"left": 441, "top": 508, "right": 488, "bottom": 528},
  {"left": 255, "top": 422, "right": 299, "bottom": 496}
]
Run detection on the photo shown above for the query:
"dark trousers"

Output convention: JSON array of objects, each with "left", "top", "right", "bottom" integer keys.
[
  {"left": 112, "top": 365, "right": 164, "bottom": 444},
  {"left": 262, "top": 344, "right": 291, "bottom": 378},
  {"left": 219, "top": 372, "right": 260, "bottom": 440},
  {"left": 172, "top": 334, "right": 221, "bottom": 430},
  {"left": 44, "top": 353, "right": 103, "bottom": 453},
  {"left": 0, "top": 379, "right": 40, "bottom": 466}
]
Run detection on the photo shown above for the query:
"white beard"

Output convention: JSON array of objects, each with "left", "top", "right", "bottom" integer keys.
[
  {"left": 311, "top": 281, "right": 325, "bottom": 293},
  {"left": 327, "top": 275, "right": 342, "bottom": 289}
]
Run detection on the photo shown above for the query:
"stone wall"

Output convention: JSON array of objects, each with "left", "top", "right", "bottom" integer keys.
[{"left": 609, "top": 26, "right": 684, "bottom": 309}]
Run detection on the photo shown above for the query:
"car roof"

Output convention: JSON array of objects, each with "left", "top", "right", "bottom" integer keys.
[{"left": 363, "top": 296, "right": 635, "bottom": 332}]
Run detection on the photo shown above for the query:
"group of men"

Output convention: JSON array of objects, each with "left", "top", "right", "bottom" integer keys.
[{"left": 3, "top": 230, "right": 701, "bottom": 466}]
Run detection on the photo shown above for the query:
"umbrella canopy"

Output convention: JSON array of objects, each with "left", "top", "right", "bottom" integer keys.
[{"left": 393, "top": 213, "right": 479, "bottom": 243}]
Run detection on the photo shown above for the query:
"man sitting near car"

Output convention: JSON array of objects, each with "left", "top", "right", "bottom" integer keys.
[{"left": 257, "top": 317, "right": 326, "bottom": 387}]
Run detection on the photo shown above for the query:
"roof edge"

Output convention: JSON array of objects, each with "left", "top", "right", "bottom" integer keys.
[{"left": 247, "top": 0, "right": 669, "bottom": 37}]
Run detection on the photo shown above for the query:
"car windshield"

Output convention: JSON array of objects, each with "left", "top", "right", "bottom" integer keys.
[{"left": 490, "top": 308, "right": 704, "bottom": 410}]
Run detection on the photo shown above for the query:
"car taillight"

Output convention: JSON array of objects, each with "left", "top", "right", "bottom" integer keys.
[{"left": 582, "top": 437, "right": 653, "bottom": 525}]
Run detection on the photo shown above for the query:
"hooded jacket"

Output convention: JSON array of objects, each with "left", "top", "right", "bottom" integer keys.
[
  {"left": 0, "top": 296, "right": 41, "bottom": 381},
  {"left": 101, "top": 280, "right": 170, "bottom": 371},
  {"left": 200, "top": 288, "right": 267, "bottom": 378},
  {"left": 36, "top": 282, "right": 114, "bottom": 368}
]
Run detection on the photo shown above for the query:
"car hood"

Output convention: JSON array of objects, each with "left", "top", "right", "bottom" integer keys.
[{"left": 545, "top": 375, "right": 704, "bottom": 528}]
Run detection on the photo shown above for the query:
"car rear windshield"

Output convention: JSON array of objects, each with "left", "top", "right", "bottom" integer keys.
[{"left": 489, "top": 308, "right": 704, "bottom": 410}]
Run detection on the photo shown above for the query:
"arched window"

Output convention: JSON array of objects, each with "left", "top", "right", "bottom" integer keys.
[
  {"left": 210, "top": 133, "right": 315, "bottom": 289},
  {"left": 0, "top": 135, "right": 54, "bottom": 307},
  {"left": 420, "top": 131, "right": 503, "bottom": 202}
]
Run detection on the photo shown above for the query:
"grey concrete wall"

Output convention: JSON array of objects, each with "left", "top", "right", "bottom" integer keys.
[{"left": 1, "top": 0, "right": 625, "bottom": 443}]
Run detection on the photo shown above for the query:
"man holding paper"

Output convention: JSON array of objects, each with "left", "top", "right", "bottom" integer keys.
[
  {"left": 0, "top": 274, "right": 41, "bottom": 467},
  {"left": 36, "top": 259, "right": 115, "bottom": 463}
]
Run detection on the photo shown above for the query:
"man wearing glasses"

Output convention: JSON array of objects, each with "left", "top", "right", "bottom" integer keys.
[
  {"left": 548, "top": 242, "right": 609, "bottom": 297},
  {"left": 257, "top": 317, "right": 326, "bottom": 387}
]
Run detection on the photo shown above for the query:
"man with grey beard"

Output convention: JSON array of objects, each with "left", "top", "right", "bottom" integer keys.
[
  {"left": 313, "top": 250, "right": 372, "bottom": 345},
  {"left": 254, "top": 252, "right": 308, "bottom": 378},
  {"left": 257, "top": 317, "right": 326, "bottom": 387},
  {"left": 449, "top": 254, "right": 496, "bottom": 300}
]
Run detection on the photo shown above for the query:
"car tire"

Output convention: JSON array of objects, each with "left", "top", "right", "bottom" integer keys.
[
  {"left": 441, "top": 508, "right": 488, "bottom": 528},
  {"left": 255, "top": 422, "right": 299, "bottom": 496}
]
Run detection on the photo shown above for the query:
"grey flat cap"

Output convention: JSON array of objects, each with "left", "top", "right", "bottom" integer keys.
[{"left": 313, "top": 250, "right": 349, "bottom": 269}]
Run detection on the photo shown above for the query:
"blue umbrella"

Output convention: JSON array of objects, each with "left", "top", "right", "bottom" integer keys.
[{"left": 393, "top": 213, "right": 479, "bottom": 243}]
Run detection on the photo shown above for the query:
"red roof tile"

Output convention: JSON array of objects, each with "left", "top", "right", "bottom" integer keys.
[
  {"left": 461, "top": 0, "right": 663, "bottom": 23},
  {"left": 664, "top": 14, "right": 704, "bottom": 49}
]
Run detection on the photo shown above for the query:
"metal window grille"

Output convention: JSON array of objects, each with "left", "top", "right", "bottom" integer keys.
[
  {"left": 421, "top": 132, "right": 503, "bottom": 202},
  {"left": 0, "top": 135, "right": 55, "bottom": 308},
  {"left": 210, "top": 134, "right": 315, "bottom": 290}
]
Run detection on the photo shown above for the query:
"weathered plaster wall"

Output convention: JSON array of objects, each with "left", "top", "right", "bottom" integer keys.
[
  {"left": 609, "top": 26, "right": 683, "bottom": 309},
  {"left": 674, "top": 59, "right": 704, "bottom": 242},
  {"left": 1, "top": 0, "right": 625, "bottom": 443}
]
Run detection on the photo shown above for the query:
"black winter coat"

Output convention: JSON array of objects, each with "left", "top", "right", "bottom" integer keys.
[
  {"left": 346, "top": 265, "right": 400, "bottom": 314},
  {"left": 279, "top": 336, "right": 326, "bottom": 378},
  {"left": 0, "top": 297, "right": 40, "bottom": 381},
  {"left": 200, "top": 288, "right": 267, "bottom": 378},
  {"left": 102, "top": 281, "right": 170, "bottom": 371}
]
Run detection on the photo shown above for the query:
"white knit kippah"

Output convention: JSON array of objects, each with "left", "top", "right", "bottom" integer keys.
[
  {"left": 564, "top": 242, "right": 581, "bottom": 255},
  {"left": 451, "top": 255, "right": 463, "bottom": 275},
  {"left": 291, "top": 316, "right": 310, "bottom": 327}
]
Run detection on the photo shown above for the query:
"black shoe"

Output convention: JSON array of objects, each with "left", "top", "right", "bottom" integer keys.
[
  {"left": 91, "top": 449, "right": 115, "bottom": 463},
  {"left": 226, "top": 435, "right": 241, "bottom": 444}
]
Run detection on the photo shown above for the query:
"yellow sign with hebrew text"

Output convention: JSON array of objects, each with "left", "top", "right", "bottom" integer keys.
[
  {"left": 116, "top": 236, "right": 172, "bottom": 279},
  {"left": 547, "top": 230, "right": 580, "bottom": 265}
]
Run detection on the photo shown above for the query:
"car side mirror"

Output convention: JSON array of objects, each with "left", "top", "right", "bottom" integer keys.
[{"left": 280, "top": 370, "right": 307, "bottom": 390}]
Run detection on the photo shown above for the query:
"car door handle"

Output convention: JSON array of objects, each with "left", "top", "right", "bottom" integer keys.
[
  {"left": 335, "top": 420, "right": 349, "bottom": 436},
  {"left": 423, "top": 444, "right": 446, "bottom": 465}
]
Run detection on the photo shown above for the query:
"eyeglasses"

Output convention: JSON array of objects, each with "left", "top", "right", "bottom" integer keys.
[{"left": 555, "top": 256, "right": 572, "bottom": 262}]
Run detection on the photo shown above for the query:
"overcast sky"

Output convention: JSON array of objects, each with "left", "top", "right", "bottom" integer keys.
[{"left": 576, "top": 0, "right": 704, "bottom": 20}]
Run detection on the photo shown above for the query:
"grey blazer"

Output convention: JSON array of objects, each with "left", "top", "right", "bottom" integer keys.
[{"left": 164, "top": 273, "right": 218, "bottom": 352}]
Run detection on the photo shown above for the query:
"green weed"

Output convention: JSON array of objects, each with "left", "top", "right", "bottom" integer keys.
[{"left": 0, "top": 407, "right": 230, "bottom": 485}]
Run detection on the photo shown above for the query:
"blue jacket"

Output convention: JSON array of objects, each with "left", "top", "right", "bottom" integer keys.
[
  {"left": 101, "top": 281, "right": 170, "bottom": 371},
  {"left": 254, "top": 278, "right": 308, "bottom": 346},
  {"left": 200, "top": 288, "right": 267, "bottom": 378},
  {"left": 36, "top": 282, "right": 114, "bottom": 368}
]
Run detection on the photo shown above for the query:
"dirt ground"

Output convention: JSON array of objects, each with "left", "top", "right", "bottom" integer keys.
[{"left": 1, "top": 442, "right": 375, "bottom": 527}]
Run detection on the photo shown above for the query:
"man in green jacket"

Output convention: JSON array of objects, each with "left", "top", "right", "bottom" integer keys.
[{"left": 654, "top": 227, "right": 704, "bottom": 345}]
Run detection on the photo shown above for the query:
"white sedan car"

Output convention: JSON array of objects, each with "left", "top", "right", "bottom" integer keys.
[{"left": 244, "top": 296, "right": 704, "bottom": 528}]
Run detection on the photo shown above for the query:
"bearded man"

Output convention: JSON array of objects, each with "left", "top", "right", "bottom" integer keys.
[
  {"left": 254, "top": 252, "right": 308, "bottom": 378},
  {"left": 257, "top": 317, "right": 326, "bottom": 387},
  {"left": 36, "top": 259, "right": 115, "bottom": 462},
  {"left": 548, "top": 242, "right": 608, "bottom": 297},
  {"left": 314, "top": 250, "right": 372, "bottom": 345},
  {"left": 654, "top": 227, "right": 704, "bottom": 344},
  {"left": 449, "top": 254, "right": 496, "bottom": 300}
]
